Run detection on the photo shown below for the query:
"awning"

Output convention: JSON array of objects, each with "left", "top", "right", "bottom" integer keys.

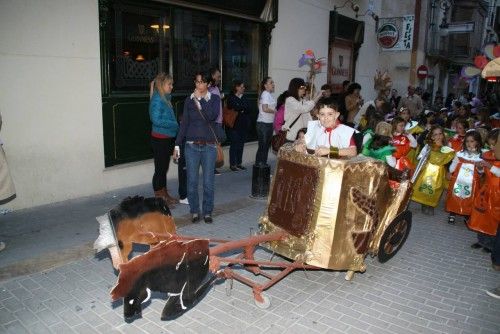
[{"left": 481, "top": 57, "right": 500, "bottom": 79}]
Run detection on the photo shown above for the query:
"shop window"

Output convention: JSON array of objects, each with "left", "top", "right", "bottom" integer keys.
[
  {"left": 222, "top": 19, "right": 261, "bottom": 91},
  {"left": 110, "top": 5, "right": 170, "bottom": 91},
  {"left": 173, "top": 9, "right": 220, "bottom": 90}
]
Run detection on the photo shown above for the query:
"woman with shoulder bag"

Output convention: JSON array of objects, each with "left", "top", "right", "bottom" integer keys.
[
  {"left": 174, "top": 72, "right": 220, "bottom": 224},
  {"left": 283, "top": 78, "right": 323, "bottom": 142},
  {"left": 227, "top": 80, "right": 251, "bottom": 171},
  {"left": 149, "top": 73, "right": 179, "bottom": 206}
]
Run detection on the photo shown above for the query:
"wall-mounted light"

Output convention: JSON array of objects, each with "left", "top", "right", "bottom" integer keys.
[
  {"left": 355, "top": 9, "right": 379, "bottom": 29},
  {"left": 334, "top": 0, "right": 360, "bottom": 14},
  {"left": 356, "top": 9, "right": 379, "bottom": 21},
  {"left": 135, "top": 54, "right": 145, "bottom": 61},
  {"left": 437, "top": 0, "right": 453, "bottom": 29},
  {"left": 150, "top": 24, "right": 170, "bottom": 30}
]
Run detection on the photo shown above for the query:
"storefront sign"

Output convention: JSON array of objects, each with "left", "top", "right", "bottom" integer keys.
[
  {"left": 377, "top": 23, "right": 399, "bottom": 48},
  {"left": 328, "top": 40, "right": 353, "bottom": 94},
  {"left": 378, "top": 15, "right": 414, "bottom": 51}
]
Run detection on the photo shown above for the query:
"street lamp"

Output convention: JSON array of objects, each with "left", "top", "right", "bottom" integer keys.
[
  {"left": 438, "top": 0, "right": 453, "bottom": 30},
  {"left": 334, "top": 0, "right": 360, "bottom": 14}
]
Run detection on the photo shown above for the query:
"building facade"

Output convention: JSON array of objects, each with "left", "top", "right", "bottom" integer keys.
[{"left": 0, "top": 0, "right": 445, "bottom": 210}]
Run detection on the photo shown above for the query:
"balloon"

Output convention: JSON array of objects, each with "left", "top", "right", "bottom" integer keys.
[
  {"left": 474, "top": 55, "right": 488, "bottom": 69},
  {"left": 493, "top": 45, "right": 500, "bottom": 58},
  {"left": 462, "top": 66, "right": 481, "bottom": 78},
  {"left": 484, "top": 43, "right": 495, "bottom": 60},
  {"left": 298, "top": 54, "right": 307, "bottom": 67}
]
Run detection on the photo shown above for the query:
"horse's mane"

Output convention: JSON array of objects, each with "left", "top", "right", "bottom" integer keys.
[{"left": 109, "top": 196, "right": 171, "bottom": 228}]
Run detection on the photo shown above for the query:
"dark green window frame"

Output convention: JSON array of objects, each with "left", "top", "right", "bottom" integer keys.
[{"left": 99, "top": 0, "right": 278, "bottom": 167}]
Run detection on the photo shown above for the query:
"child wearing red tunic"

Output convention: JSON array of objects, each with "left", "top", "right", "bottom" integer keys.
[
  {"left": 468, "top": 129, "right": 500, "bottom": 252},
  {"left": 391, "top": 116, "right": 417, "bottom": 172},
  {"left": 445, "top": 130, "right": 483, "bottom": 224},
  {"left": 448, "top": 118, "right": 468, "bottom": 153}
]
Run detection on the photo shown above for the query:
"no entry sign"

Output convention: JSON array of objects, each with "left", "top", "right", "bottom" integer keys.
[{"left": 417, "top": 65, "right": 428, "bottom": 79}]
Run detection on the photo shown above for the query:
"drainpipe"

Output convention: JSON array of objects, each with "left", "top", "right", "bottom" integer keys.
[{"left": 410, "top": 0, "right": 422, "bottom": 85}]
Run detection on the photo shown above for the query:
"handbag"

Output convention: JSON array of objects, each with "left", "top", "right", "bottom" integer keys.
[
  {"left": 271, "top": 114, "right": 301, "bottom": 153},
  {"left": 215, "top": 143, "right": 224, "bottom": 168},
  {"left": 223, "top": 106, "right": 238, "bottom": 128},
  {"left": 195, "top": 101, "right": 224, "bottom": 168}
]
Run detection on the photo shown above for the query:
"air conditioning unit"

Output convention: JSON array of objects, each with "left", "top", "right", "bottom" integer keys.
[{"left": 395, "top": 63, "right": 410, "bottom": 69}]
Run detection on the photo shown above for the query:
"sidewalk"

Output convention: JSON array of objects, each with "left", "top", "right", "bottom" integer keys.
[{"left": 0, "top": 162, "right": 499, "bottom": 334}]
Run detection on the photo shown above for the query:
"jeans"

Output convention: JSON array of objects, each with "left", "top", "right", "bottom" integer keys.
[
  {"left": 185, "top": 142, "right": 217, "bottom": 215},
  {"left": 492, "top": 225, "right": 500, "bottom": 266},
  {"left": 177, "top": 143, "right": 187, "bottom": 199},
  {"left": 255, "top": 122, "right": 273, "bottom": 166},
  {"left": 151, "top": 136, "right": 175, "bottom": 191}
]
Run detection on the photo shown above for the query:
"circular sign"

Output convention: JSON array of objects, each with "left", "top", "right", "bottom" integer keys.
[
  {"left": 377, "top": 23, "right": 399, "bottom": 48},
  {"left": 417, "top": 65, "right": 428, "bottom": 79}
]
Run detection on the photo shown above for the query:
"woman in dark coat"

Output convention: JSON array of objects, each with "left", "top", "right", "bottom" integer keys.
[{"left": 226, "top": 80, "right": 251, "bottom": 171}]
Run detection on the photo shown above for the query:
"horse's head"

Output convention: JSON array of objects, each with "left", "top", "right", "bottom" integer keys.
[
  {"left": 93, "top": 213, "right": 123, "bottom": 270},
  {"left": 94, "top": 196, "right": 175, "bottom": 270}
]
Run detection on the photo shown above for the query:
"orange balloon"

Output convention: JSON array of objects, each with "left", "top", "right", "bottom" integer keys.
[
  {"left": 474, "top": 55, "right": 488, "bottom": 69},
  {"left": 494, "top": 45, "right": 500, "bottom": 58}
]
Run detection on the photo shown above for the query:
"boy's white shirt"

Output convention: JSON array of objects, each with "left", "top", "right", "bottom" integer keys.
[{"left": 305, "top": 120, "right": 357, "bottom": 150}]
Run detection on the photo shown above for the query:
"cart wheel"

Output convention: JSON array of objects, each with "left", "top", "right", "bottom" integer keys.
[
  {"left": 345, "top": 270, "right": 355, "bottom": 281},
  {"left": 254, "top": 294, "right": 271, "bottom": 309},
  {"left": 378, "top": 211, "right": 412, "bottom": 263},
  {"left": 225, "top": 279, "right": 233, "bottom": 297}
]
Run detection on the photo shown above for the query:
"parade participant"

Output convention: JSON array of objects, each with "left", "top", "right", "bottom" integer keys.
[
  {"left": 362, "top": 133, "right": 396, "bottom": 167},
  {"left": 391, "top": 116, "right": 417, "bottom": 172},
  {"left": 398, "top": 106, "right": 423, "bottom": 164},
  {"left": 174, "top": 72, "right": 220, "bottom": 224},
  {"left": 398, "top": 107, "right": 424, "bottom": 136},
  {"left": 149, "top": 73, "right": 179, "bottom": 206},
  {"left": 360, "top": 105, "right": 384, "bottom": 145},
  {"left": 445, "top": 130, "right": 483, "bottom": 224},
  {"left": 295, "top": 101, "right": 357, "bottom": 158},
  {"left": 283, "top": 78, "right": 322, "bottom": 142},
  {"left": 411, "top": 125, "right": 455, "bottom": 215},
  {"left": 255, "top": 77, "right": 276, "bottom": 167},
  {"left": 468, "top": 129, "right": 499, "bottom": 252},
  {"left": 448, "top": 118, "right": 468, "bottom": 152}
]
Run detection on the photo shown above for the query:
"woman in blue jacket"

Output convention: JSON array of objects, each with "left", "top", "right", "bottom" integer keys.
[{"left": 149, "top": 73, "right": 179, "bottom": 206}]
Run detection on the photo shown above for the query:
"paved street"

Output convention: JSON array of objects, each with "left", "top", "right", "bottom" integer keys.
[{"left": 0, "top": 163, "right": 499, "bottom": 334}]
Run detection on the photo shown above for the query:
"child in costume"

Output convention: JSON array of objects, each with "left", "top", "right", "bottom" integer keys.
[
  {"left": 448, "top": 118, "right": 468, "bottom": 152},
  {"left": 399, "top": 107, "right": 424, "bottom": 136},
  {"left": 445, "top": 130, "right": 483, "bottom": 224},
  {"left": 398, "top": 107, "right": 423, "bottom": 164},
  {"left": 468, "top": 129, "right": 500, "bottom": 252},
  {"left": 391, "top": 116, "right": 417, "bottom": 172},
  {"left": 411, "top": 125, "right": 455, "bottom": 215},
  {"left": 295, "top": 101, "right": 357, "bottom": 158},
  {"left": 362, "top": 134, "right": 396, "bottom": 167}
]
